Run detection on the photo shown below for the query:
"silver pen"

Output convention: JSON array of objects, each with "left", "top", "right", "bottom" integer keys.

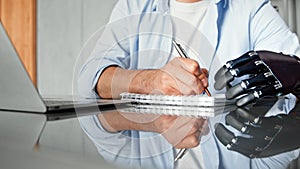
[
  {"left": 172, "top": 40, "right": 211, "bottom": 96},
  {"left": 172, "top": 40, "right": 211, "bottom": 163},
  {"left": 172, "top": 40, "right": 189, "bottom": 58},
  {"left": 172, "top": 40, "right": 189, "bottom": 162},
  {"left": 174, "top": 148, "right": 188, "bottom": 162}
]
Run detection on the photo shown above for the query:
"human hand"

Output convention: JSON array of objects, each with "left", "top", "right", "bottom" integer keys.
[
  {"left": 214, "top": 51, "right": 300, "bottom": 106},
  {"left": 99, "top": 111, "right": 208, "bottom": 149},
  {"left": 136, "top": 57, "right": 208, "bottom": 95},
  {"left": 148, "top": 115, "right": 208, "bottom": 149},
  {"left": 214, "top": 107, "right": 300, "bottom": 158}
]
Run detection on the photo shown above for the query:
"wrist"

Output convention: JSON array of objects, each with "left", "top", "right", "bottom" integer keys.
[
  {"left": 129, "top": 69, "right": 157, "bottom": 94},
  {"left": 97, "top": 111, "right": 158, "bottom": 133},
  {"left": 98, "top": 67, "right": 153, "bottom": 98}
]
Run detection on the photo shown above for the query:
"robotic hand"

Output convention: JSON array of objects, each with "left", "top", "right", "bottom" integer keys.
[
  {"left": 214, "top": 107, "right": 300, "bottom": 158},
  {"left": 214, "top": 51, "right": 300, "bottom": 107}
]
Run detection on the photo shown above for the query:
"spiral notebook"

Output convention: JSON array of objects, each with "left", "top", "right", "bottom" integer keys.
[{"left": 120, "top": 93, "right": 236, "bottom": 118}]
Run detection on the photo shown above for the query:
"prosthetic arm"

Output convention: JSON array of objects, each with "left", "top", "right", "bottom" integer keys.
[
  {"left": 214, "top": 106, "right": 300, "bottom": 158},
  {"left": 214, "top": 51, "right": 300, "bottom": 157},
  {"left": 214, "top": 51, "right": 300, "bottom": 107}
]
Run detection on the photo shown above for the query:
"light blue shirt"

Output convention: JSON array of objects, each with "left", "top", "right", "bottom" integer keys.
[{"left": 78, "top": 0, "right": 300, "bottom": 169}]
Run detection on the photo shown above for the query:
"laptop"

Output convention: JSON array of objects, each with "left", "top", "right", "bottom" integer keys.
[{"left": 0, "top": 22, "right": 129, "bottom": 114}]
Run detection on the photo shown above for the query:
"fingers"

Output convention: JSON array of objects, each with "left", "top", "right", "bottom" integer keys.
[
  {"left": 226, "top": 71, "right": 277, "bottom": 99},
  {"left": 214, "top": 123, "right": 235, "bottom": 147},
  {"left": 199, "top": 68, "right": 209, "bottom": 87},
  {"left": 225, "top": 51, "right": 259, "bottom": 69},
  {"left": 160, "top": 58, "right": 208, "bottom": 95},
  {"left": 214, "top": 51, "right": 261, "bottom": 91},
  {"left": 171, "top": 57, "right": 202, "bottom": 77},
  {"left": 214, "top": 53, "right": 283, "bottom": 107},
  {"left": 214, "top": 69, "right": 234, "bottom": 90},
  {"left": 174, "top": 118, "right": 207, "bottom": 148},
  {"left": 175, "top": 130, "right": 201, "bottom": 149},
  {"left": 214, "top": 59, "right": 264, "bottom": 91},
  {"left": 223, "top": 110, "right": 283, "bottom": 147},
  {"left": 172, "top": 70, "right": 205, "bottom": 95},
  {"left": 214, "top": 51, "right": 290, "bottom": 108},
  {"left": 235, "top": 108, "right": 257, "bottom": 122},
  {"left": 225, "top": 111, "right": 259, "bottom": 136},
  {"left": 232, "top": 58, "right": 265, "bottom": 76},
  {"left": 215, "top": 107, "right": 288, "bottom": 158},
  {"left": 160, "top": 116, "right": 207, "bottom": 149},
  {"left": 236, "top": 84, "right": 282, "bottom": 107},
  {"left": 214, "top": 123, "right": 261, "bottom": 158}
]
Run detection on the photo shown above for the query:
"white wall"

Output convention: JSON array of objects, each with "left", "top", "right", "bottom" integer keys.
[
  {"left": 36, "top": 0, "right": 118, "bottom": 157},
  {"left": 37, "top": 0, "right": 118, "bottom": 96}
]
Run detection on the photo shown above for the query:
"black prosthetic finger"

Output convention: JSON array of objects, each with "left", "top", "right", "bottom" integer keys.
[
  {"left": 215, "top": 66, "right": 228, "bottom": 81},
  {"left": 246, "top": 72, "right": 276, "bottom": 88},
  {"left": 215, "top": 52, "right": 263, "bottom": 91},
  {"left": 214, "top": 71, "right": 234, "bottom": 90},
  {"left": 236, "top": 84, "right": 282, "bottom": 107},
  {"left": 236, "top": 93, "right": 257, "bottom": 107},
  {"left": 226, "top": 83, "right": 246, "bottom": 99},
  {"left": 215, "top": 123, "right": 268, "bottom": 158},
  {"left": 226, "top": 110, "right": 252, "bottom": 124},
  {"left": 214, "top": 123, "right": 235, "bottom": 146},
  {"left": 225, "top": 113, "right": 260, "bottom": 135},
  {"left": 259, "top": 84, "right": 282, "bottom": 96},
  {"left": 226, "top": 72, "right": 276, "bottom": 99},
  {"left": 232, "top": 58, "right": 266, "bottom": 77},
  {"left": 225, "top": 51, "right": 259, "bottom": 69},
  {"left": 225, "top": 113, "right": 245, "bottom": 131},
  {"left": 235, "top": 108, "right": 257, "bottom": 122}
]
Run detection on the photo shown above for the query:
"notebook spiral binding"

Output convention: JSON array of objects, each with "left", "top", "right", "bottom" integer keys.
[{"left": 120, "top": 93, "right": 236, "bottom": 117}]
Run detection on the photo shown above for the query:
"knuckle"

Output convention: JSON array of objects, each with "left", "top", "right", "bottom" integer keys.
[
  {"left": 190, "top": 136, "right": 200, "bottom": 147},
  {"left": 189, "top": 61, "right": 200, "bottom": 71},
  {"left": 190, "top": 124, "right": 198, "bottom": 132}
]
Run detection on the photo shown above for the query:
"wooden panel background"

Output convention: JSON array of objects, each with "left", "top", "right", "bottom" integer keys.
[{"left": 0, "top": 0, "right": 36, "bottom": 85}]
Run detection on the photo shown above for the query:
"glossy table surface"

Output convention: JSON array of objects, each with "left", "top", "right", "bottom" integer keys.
[
  {"left": 0, "top": 110, "right": 116, "bottom": 169},
  {"left": 0, "top": 96, "right": 298, "bottom": 169}
]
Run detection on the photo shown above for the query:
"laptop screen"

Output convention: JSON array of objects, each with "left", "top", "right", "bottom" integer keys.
[{"left": 0, "top": 22, "right": 47, "bottom": 112}]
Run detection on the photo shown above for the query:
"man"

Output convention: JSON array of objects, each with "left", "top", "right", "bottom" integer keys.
[{"left": 78, "top": 0, "right": 300, "bottom": 168}]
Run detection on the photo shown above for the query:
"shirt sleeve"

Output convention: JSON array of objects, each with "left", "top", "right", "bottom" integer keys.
[
  {"left": 76, "top": 0, "right": 161, "bottom": 98},
  {"left": 250, "top": 0, "right": 300, "bottom": 55},
  {"left": 76, "top": 0, "right": 132, "bottom": 98}
]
